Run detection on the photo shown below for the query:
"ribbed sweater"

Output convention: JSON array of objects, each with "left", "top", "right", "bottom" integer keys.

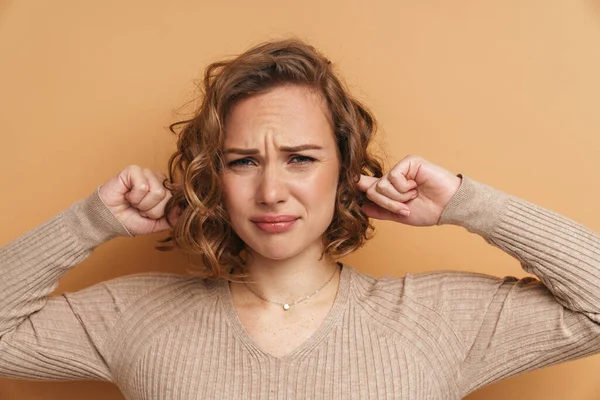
[{"left": 1, "top": 175, "right": 599, "bottom": 399}]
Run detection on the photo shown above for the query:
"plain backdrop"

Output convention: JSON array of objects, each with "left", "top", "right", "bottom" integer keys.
[{"left": 1, "top": 0, "right": 600, "bottom": 399}]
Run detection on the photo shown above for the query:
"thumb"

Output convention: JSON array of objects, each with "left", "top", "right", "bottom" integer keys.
[
  {"left": 356, "top": 174, "right": 379, "bottom": 192},
  {"left": 146, "top": 205, "right": 183, "bottom": 234}
]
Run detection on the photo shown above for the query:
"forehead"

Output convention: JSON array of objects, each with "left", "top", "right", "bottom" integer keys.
[{"left": 224, "top": 85, "right": 334, "bottom": 147}]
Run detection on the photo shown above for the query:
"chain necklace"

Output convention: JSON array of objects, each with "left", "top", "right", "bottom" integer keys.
[{"left": 243, "top": 264, "right": 339, "bottom": 311}]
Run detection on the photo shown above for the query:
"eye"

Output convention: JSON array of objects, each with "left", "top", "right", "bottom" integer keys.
[
  {"left": 289, "top": 155, "right": 316, "bottom": 164},
  {"left": 228, "top": 158, "right": 256, "bottom": 167}
]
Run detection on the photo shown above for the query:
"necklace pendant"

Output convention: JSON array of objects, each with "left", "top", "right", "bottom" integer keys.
[{"left": 283, "top": 303, "right": 290, "bottom": 311}]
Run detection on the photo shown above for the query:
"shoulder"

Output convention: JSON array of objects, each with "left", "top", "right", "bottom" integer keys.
[
  {"left": 63, "top": 272, "right": 219, "bottom": 316},
  {"left": 348, "top": 266, "right": 516, "bottom": 321},
  {"left": 403, "top": 269, "right": 514, "bottom": 302}
]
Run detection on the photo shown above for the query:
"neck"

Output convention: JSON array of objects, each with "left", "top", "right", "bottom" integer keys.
[{"left": 236, "top": 247, "right": 340, "bottom": 306}]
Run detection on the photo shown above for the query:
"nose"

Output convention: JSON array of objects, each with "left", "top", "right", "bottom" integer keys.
[{"left": 255, "top": 165, "right": 289, "bottom": 206}]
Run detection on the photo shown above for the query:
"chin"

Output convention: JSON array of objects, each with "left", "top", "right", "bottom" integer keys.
[
  {"left": 234, "top": 222, "right": 327, "bottom": 262},
  {"left": 249, "top": 242, "right": 303, "bottom": 261}
]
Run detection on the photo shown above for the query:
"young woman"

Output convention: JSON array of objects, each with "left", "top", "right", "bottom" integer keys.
[{"left": 1, "top": 39, "right": 599, "bottom": 399}]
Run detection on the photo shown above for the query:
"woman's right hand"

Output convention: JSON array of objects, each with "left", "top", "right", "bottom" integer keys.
[{"left": 98, "top": 165, "right": 179, "bottom": 236}]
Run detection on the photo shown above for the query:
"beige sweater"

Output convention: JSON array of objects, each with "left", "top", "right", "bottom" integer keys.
[{"left": 1, "top": 175, "right": 599, "bottom": 399}]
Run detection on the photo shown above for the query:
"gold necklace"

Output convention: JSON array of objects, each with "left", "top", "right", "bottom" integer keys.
[{"left": 243, "top": 264, "right": 339, "bottom": 311}]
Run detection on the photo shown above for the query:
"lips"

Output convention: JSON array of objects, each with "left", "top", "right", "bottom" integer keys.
[
  {"left": 251, "top": 215, "right": 299, "bottom": 233},
  {"left": 251, "top": 215, "right": 299, "bottom": 223}
]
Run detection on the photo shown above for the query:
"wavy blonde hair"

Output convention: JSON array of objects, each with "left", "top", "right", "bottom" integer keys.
[{"left": 159, "top": 38, "right": 384, "bottom": 280}]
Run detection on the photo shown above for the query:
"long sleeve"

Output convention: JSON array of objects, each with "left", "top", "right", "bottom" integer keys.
[
  {"left": 0, "top": 189, "right": 130, "bottom": 380},
  {"left": 436, "top": 175, "right": 600, "bottom": 396}
]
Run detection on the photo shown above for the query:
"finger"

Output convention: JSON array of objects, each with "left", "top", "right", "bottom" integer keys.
[
  {"left": 375, "top": 174, "right": 418, "bottom": 202},
  {"left": 121, "top": 166, "right": 152, "bottom": 206},
  {"left": 357, "top": 174, "right": 379, "bottom": 192},
  {"left": 365, "top": 186, "right": 411, "bottom": 216},
  {"left": 135, "top": 170, "right": 170, "bottom": 212},
  {"left": 154, "top": 205, "right": 184, "bottom": 231},
  {"left": 139, "top": 190, "right": 172, "bottom": 220},
  {"left": 151, "top": 217, "right": 174, "bottom": 232},
  {"left": 362, "top": 201, "right": 406, "bottom": 222},
  {"left": 387, "top": 167, "right": 418, "bottom": 193}
]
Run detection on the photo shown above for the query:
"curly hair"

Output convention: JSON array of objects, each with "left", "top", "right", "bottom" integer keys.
[{"left": 159, "top": 38, "right": 384, "bottom": 280}]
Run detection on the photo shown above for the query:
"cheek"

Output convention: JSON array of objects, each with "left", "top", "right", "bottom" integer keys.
[
  {"left": 292, "top": 170, "right": 339, "bottom": 213},
  {"left": 221, "top": 175, "right": 247, "bottom": 218}
]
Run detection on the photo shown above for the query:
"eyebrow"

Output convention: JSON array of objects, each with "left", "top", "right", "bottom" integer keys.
[{"left": 223, "top": 144, "right": 323, "bottom": 155}]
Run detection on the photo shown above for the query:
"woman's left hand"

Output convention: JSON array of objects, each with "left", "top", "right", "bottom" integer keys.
[{"left": 357, "top": 155, "right": 462, "bottom": 227}]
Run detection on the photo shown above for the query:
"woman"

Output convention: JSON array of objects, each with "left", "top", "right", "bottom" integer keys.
[{"left": 1, "top": 39, "right": 599, "bottom": 399}]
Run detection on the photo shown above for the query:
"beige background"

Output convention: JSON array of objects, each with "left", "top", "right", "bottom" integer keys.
[{"left": 1, "top": 0, "right": 600, "bottom": 398}]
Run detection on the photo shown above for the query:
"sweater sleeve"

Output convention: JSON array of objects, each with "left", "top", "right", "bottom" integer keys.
[
  {"left": 0, "top": 189, "right": 131, "bottom": 381},
  {"left": 436, "top": 175, "right": 600, "bottom": 396}
]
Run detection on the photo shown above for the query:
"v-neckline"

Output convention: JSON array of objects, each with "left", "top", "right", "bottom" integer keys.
[{"left": 219, "top": 263, "right": 351, "bottom": 361}]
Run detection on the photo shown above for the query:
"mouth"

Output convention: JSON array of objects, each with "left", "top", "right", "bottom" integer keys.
[{"left": 251, "top": 215, "right": 299, "bottom": 233}]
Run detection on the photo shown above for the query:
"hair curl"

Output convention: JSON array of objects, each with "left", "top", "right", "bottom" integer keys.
[{"left": 159, "top": 38, "right": 384, "bottom": 280}]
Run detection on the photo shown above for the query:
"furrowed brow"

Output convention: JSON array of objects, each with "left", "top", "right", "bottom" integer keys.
[
  {"left": 223, "top": 148, "right": 260, "bottom": 155},
  {"left": 279, "top": 144, "right": 323, "bottom": 152},
  {"left": 223, "top": 144, "right": 323, "bottom": 155}
]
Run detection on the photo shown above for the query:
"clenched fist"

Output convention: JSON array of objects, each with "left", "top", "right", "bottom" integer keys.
[
  {"left": 357, "top": 155, "right": 462, "bottom": 227},
  {"left": 98, "top": 165, "right": 179, "bottom": 236}
]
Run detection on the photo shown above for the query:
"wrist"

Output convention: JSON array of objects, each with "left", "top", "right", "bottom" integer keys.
[
  {"left": 64, "top": 188, "right": 133, "bottom": 248},
  {"left": 436, "top": 175, "right": 511, "bottom": 238}
]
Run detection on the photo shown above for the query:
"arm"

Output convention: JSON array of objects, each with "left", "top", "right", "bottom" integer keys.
[
  {"left": 0, "top": 189, "right": 130, "bottom": 380},
  {"left": 357, "top": 155, "right": 600, "bottom": 394},
  {"left": 438, "top": 175, "right": 600, "bottom": 396},
  {"left": 0, "top": 165, "right": 175, "bottom": 381}
]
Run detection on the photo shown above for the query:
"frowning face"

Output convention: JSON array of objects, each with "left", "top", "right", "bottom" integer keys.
[{"left": 221, "top": 85, "right": 340, "bottom": 261}]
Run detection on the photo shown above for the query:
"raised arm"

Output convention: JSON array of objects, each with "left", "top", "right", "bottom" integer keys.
[
  {"left": 437, "top": 175, "right": 600, "bottom": 396},
  {"left": 0, "top": 189, "right": 130, "bottom": 380},
  {"left": 357, "top": 155, "right": 600, "bottom": 395},
  {"left": 0, "top": 165, "right": 175, "bottom": 380}
]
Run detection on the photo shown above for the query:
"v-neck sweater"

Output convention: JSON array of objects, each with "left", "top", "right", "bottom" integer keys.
[{"left": 1, "top": 175, "right": 599, "bottom": 399}]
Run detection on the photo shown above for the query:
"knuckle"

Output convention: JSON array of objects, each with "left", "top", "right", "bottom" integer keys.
[
  {"left": 152, "top": 188, "right": 166, "bottom": 197},
  {"left": 366, "top": 189, "right": 376, "bottom": 201},
  {"left": 388, "top": 169, "right": 402, "bottom": 181},
  {"left": 145, "top": 210, "right": 159, "bottom": 219},
  {"left": 376, "top": 180, "right": 388, "bottom": 190}
]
